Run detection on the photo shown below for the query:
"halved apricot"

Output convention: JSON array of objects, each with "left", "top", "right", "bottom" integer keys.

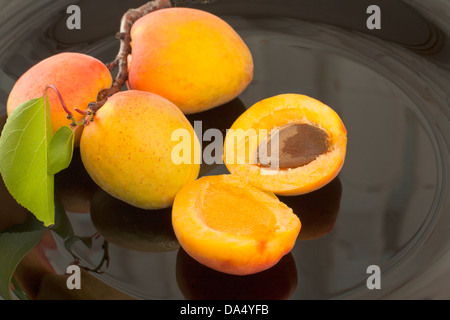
[
  {"left": 171, "top": 174, "right": 301, "bottom": 276},
  {"left": 223, "top": 94, "right": 347, "bottom": 195}
]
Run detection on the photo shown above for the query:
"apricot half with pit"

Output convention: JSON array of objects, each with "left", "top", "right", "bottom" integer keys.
[
  {"left": 172, "top": 174, "right": 301, "bottom": 276},
  {"left": 223, "top": 94, "right": 347, "bottom": 196}
]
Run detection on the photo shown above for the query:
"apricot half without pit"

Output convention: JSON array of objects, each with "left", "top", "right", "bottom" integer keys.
[
  {"left": 172, "top": 174, "right": 301, "bottom": 276},
  {"left": 223, "top": 94, "right": 347, "bottom": 196}
]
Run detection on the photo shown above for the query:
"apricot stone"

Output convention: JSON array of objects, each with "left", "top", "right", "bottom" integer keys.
[
  {"left": 7, "top": 52, "right": 112, "bottom": 146},
  {"left": 80, "top": 90, "right": 200, "bottom": 210},
  {"left": 223, "top": 94, "right": 347, "bottom": 196},
  {"left": 127, "top": 7, "right": 253, "bottom": 114},
  {"left": 172, "top": 174, "right": 301, "bottom": 275}
]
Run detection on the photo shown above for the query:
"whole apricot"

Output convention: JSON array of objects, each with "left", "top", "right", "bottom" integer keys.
[
  {"left": 127, "top": 7, "right": 253, "bottom": 114},
  {"left": 172, "top": 174, "right": 301, "bottom": 275},
  {"left": 7, "top": 52, "right": 112, "bottom": 146},
  {"left": 80, "top": 90, "right": 200, "bottom": 210}
]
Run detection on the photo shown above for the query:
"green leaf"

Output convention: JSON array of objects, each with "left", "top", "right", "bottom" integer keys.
[
  {"left": 0, "top": 214, "right": 46, "bottom": 300},
  {"left": 48, "top": 126, "right": 74, "bottom": 175},
  {"left": 0, "top": 97, "right": 54, "bottom": 226}
]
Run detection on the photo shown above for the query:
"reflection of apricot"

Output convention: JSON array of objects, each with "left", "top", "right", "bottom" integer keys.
[
  {"left": 172, "top": 174, "right": 301, "bottom": 275},
  {"left": 279, "top": 177, "right": 342, "bottom": 240},
  {"left": 90, "top": 189, "right": 179, "bottom": 252},
  {"left": 223, "top": 94, "right": 347, "bottom": 196},
  {"left": 176, "top": 248, "right": 298, "bottom": 300},
  {"left": 55, "top": 148, "right": 100, "bottom": 214}
]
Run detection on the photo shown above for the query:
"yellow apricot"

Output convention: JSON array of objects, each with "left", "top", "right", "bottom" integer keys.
[
  {"left": 127, "top": 7, "right": 253, "bottom": 114},
  {"left": 7, "top": 52, "right": 112, "bottom": 146},
  {"left": 80, "top": 90, "right": 200, "bottom": 209},
  {"left": 172, "top": 174, "right": 301, "bottom": 275}
]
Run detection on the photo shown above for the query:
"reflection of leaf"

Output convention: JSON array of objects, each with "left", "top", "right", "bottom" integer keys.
[
  {"left": 0, "top": 214, "right": 46, "bottom": 300},
  {"left": 0, "top": 97, "right": 54, "bottom": 226},
  {"left": 48, "top": 126, "right": 74, "bottom": 175}
]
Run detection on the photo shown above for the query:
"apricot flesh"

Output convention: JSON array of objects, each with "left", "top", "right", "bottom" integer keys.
[
  {"left": 127, "top": 7, "right": 253, "bottom": 114},
  {"left": 172, "top": 174, "right": 301, "bottom": 276},
  {"left": 223, "top": 94, "right": 347, "bottom": 196},
  {"left": 7, "top": 52, "right": 112, "bottom": 146},
  {"left": 80, "top": 90, "right": 200, "bottom": 209}
]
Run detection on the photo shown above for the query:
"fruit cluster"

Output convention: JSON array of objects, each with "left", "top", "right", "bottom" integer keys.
[{"left": 7, "top": 8, "right": 347, "bottom": 276}]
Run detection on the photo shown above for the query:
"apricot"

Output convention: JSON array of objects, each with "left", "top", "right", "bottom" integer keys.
[
  {"left": 176, "top": 248, "right": 298, "bottom": 300},
  {"left": 223, "top": 94, "right": 347, "bottom": 196},
  {"left": 127, "top": 7, "right": 253, "bottom": 114},
  {"left": 80, "top": 90, "right": 200, "bottom": 209},
  {"left": 90, "top": 189, "right": 179, "bottom": 252},
  {"left": 172, "top": 174, "right": 301, "bottom": 276},
  {"left": 6, "top": 52, "right": 112, "bottom": 146}
]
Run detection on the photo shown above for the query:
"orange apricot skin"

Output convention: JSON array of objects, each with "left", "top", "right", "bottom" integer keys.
[
  {"left": 80, "top": 90, "right": 200, "bottom": 210},
  {"left": 172, "top": 174, "right": 301, "bottom": 276},
  {"left": 223, "top": 94, "right": 347, "bottom": 196},
  {"left": 127, "top": 7, "right": 253, "bottom": 114},
  {"left": 7, "top": 52, "right": 112, "bottom": 146}
]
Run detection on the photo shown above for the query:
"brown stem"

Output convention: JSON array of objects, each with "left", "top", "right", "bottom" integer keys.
[
  {"left": 44, "top": 84, "right": 86, "bottom": 128},
  {"left": 83, "top": 0, "right": 173, "bottom": 123}
]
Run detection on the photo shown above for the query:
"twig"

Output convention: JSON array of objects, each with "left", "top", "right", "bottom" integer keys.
[{"left": 83, "top": 0, "right": 173, "bottom": 123}]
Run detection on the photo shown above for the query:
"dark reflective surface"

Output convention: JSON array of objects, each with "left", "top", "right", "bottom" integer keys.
[{"left": 0, "top": 0, "right": 449, "bottom": 299}]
